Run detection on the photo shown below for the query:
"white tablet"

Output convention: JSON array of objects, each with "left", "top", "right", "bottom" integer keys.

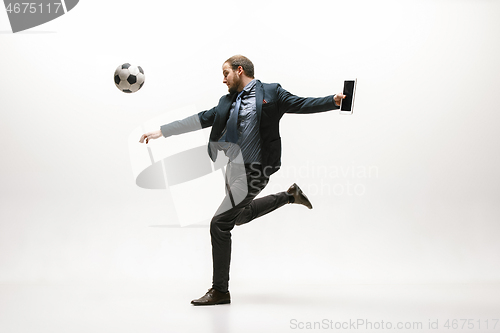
[{"left": 339, "top": 79, "right": 357, "bottom": 115}]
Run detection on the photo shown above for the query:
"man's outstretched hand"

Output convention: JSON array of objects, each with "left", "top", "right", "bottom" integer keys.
[
  {"left": 334, "top": 93, "right": 346, "bottom": 106},
  {"left": 139, "top": 130, "right": 162, "bottom": 144}
]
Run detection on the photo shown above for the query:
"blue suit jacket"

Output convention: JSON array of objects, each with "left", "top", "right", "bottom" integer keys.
[{"left": 198, "top": 80, "right": 338, "bottom": 176}]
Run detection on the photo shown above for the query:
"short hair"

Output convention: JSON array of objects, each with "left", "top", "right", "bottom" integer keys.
[{"left": 224, "top": 55, "right": 255, "bottom": 78}]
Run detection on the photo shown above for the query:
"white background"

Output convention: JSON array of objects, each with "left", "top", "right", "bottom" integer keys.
[{"left": 1, "top": 0, "right": 500, "bottom": 291}]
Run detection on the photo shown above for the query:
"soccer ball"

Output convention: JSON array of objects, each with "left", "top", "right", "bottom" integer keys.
[{"left": 114, "top": 63, "right": 145, "bottom": 93}]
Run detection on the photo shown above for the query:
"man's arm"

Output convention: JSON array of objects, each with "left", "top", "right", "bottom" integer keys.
[
  {"left": 276, "top": 84, "right": 345, "bottom": 115},
  {"left": 139, "top": 106, "right": 217, "bottom": 144},
  {"left": 160, "top": 114, "right": 202, "bottom": 137}
]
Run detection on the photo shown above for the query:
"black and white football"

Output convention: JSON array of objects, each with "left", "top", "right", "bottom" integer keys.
[{"left": 114, "top": 63, "right": 145, "bottom": 93}]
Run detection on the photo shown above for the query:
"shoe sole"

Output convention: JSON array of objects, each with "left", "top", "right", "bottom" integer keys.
[{"left": 191, "top": 299, "right": 231, "bottom": 306}]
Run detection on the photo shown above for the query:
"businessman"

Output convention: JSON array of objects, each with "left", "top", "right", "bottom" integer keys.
[{"left": 140, "top": 55, "right": 345, "bottom": 305}]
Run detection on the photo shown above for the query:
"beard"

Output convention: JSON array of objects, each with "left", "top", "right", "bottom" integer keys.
[{"left": 227, "top": 75, "right": 240, "bottom": 94}]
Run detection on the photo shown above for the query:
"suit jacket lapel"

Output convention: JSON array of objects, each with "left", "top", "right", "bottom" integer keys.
[
  {"left": 255, "top": 80, "right": 263, "bottom": 127},
  {"left": 214, "top": 93, "right": 237, "bottom": 139},
  {"left": 219, "top": 93, "right": 235, "bottom": 121}
]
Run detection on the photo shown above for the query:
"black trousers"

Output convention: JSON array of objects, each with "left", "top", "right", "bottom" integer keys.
[{"left": 210, "top": 163, "right": 290, "bottom": 293}]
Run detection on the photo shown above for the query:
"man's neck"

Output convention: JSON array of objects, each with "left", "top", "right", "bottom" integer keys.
[{"left": 237, "top": 77, "right": 254, "bottom": 92}]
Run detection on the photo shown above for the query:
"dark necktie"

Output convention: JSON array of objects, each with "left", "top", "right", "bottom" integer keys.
[{"left": 225, "top": 90, "right": 245, "bottom": 143}]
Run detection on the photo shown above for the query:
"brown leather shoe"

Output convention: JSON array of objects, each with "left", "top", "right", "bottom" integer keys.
[
  {"left": 287, "top": 183, "right": 313, "bottom": 209},
  {"left": 191, "top": 288, "right": 231, "bottom": 306}
]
